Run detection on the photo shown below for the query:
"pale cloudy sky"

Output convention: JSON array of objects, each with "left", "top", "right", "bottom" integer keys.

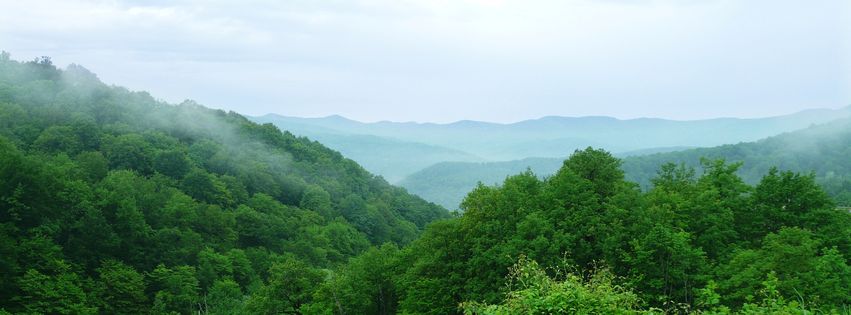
[{"left": 0, "top": 0, "right": 849, "bottom": 123}]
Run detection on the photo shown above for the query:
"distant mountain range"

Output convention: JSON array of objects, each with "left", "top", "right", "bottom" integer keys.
[
  {"left": 251, "top": 106, "right": 851, "bottom": 186},
  {"left": 400, "top": 118, "right": 851, "bottom": 209}
]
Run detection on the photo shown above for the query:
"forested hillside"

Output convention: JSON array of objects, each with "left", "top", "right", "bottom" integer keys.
[
  {"left": 622, "top": 119, "right": 851, "bottom": 206},
  {"left": 399, "top": 157, "right": 563, "bottom": 208},
  {"left": 0, "top": 54, "right": 447, "bottom": 314},
  {"left": 402, "top": 120, "right": 851, "bottom": 209},
  {"left": 410, "top": 149, "right": 851, "bottom": 314},
  {"left": 1, "top": 54, "right": 848, "bottom": 315},
  {"left": 315, "top": 148, "right": 851, "bottom": 314}
]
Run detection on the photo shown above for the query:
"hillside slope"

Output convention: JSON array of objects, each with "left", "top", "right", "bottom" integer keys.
[
  {"left": 622, "top": 118, "right": 851, "bottom": 204},
  {"left": 250, "top": 115, "right": 485, "bottom": 183},
  {"left": 0, "top": 55, "right": 447, "bottom": 313},
  {"left": 399, "top": 158, "right": 564, "bottom": 209}
]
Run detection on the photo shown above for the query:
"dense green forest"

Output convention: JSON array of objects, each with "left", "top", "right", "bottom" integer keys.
[
  {"left": 0, "top": 54, "right": 447, "bottom": 314},
  {"left": 1, "top": 54, "right": 849, "bottom": 314},
  {"left": 395, "top": 150, "right": 850, "bottom": 314}
]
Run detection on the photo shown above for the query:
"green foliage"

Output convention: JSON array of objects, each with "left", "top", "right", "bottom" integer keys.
[
  {"left": 244, "top": 257, "right": 323, "bottom": 314},
  {"left": 206, "top": 279, "right": 246, "bottom": 315},
  {"left": 95, "top": 259, "right": 147, "bottom": 314},
  {"left": 15, "top": 261, "right": 97, "bottom": 314},
  {"left": 395, "top": 219, "right": 468, "bottom": 315},
  {"left": 0, "top": 55, "right": 446, "bottom": 313},
  {"left": 716, "top": 228, "right": 851, "bottom": 308},
  {"left": 622, "top": 119, "right": 851, "bottom": 207},
  {"left": 623, "top": 224, "right": 707, "bottom": 305},
  {"left": 153, "top": 149, "right": 192, "bottom": 179},
  {"left": 461, "top": 256, "right": 649, "bottom": 315},
  {"left": 394, "top": 148, "right": 850, "bottom": 314},
  {"left": 149, "top": 264, "right": 200, "bottom": 314},
  {"left": 197, "top": 248, "right": 234, "bottom": 292},
  {"left": 1, "top": 53, "right": 848, "bottom": 314},
  {"left": 308, "top": 243, "right": 401, "bottom": 315}
]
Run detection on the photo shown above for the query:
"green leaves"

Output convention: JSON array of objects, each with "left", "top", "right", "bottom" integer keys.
[
  {"left": 244, "top": 257, "right": 323, "bottom": 314},
  {"left": 96, "top": 260, "right": 147, "bottom": 314},
  {"left": 461, "top": 256, "right": 646, "bottom": 315},
  {"left": 16, "top": 261, "right": 97, "bottom": 315},
  {"left": 149, "top": 264, "right": 200, "bottom": 314}
]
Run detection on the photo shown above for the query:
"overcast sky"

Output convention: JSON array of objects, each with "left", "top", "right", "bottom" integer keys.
[{"left": 1, "top": 0, "right": 849, "bottom": 123}]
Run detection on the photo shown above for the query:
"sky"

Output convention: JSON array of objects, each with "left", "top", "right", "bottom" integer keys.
[{"left": 0, "top": 0, "right": 849, "bottom": 123}]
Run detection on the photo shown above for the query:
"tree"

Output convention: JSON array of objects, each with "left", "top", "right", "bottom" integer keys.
[
  {"left": 309, "top": 244, "right": 401, "bottom": 315},
  {"left": 15, "top": 261, "right": 97, "bottom": 314},
  {"left": 461, "top": 256, "right": 646, "bottom": 315},
  {"left": 244, "top": 257, "right": 323, "bottom": 314},
  {"left": 154, "top": 149, "right": 192, "bottom": 179},
  {"left": 149, "top": 264, "right": 200, "bottom": 315},
  {"left": 103, "top": 134, "right": 154, "bottom": 174},
  {"left": 33, "top": 125, "right": 81, "bottom": 154},
  {"left": 181, "top": 168, "right": 233, "bottom": 206},
  {"left": 322, "top": 218, "right": 372, "bottom": 263},
  {"left": 226, "top": 249, "right": 258, "bottom": 291},
  {"left": 744, "top": 168, "right": 835, "bottom": 241},
  {"left": 197, "top": 248, "right": 233, "bottom": 292},
  {"left": 562, "top": 147, "right": 625, "bottom": 199},
  {"left": 95, "top": 259, "right": 147, "bottom": 314},
  {"left": 74, "top": 151, "right": 109, "bottom": 182},
  {"left": 623, "top": 224, "right": 707, "bottom": 306},
  {"left": 397, "top": 219, "right": 468, "bottom": 315},
  {"left": 717, "top": 227, "right": 850, "bottom": 308},
  {"left": 689, "top": 159, "right": 746, "bottom": 259},
  {"left": 206, "top": 279, "right": 245, "bottom": 315},
  {"left": 300, "top": 185, "right": 335, "bottom": 220}
]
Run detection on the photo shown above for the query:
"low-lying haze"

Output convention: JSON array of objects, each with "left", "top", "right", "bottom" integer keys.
[{"left": 1, "top": 0, "right": 849, "bottom": 123}]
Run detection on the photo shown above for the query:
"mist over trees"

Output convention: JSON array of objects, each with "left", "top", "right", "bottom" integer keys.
[
  {"left": 0, "top": 53, "right": 848, "bottom": 314},
  {"left": 0, "top": 54, "right": 445, "bottom": 314}
]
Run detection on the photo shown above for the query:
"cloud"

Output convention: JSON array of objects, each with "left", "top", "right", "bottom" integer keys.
[{"left": 0, "top": 0, "right": 848, "bottom": 123}]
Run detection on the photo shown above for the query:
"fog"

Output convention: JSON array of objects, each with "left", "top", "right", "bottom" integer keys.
[{"left": 1, "top": 0, "right": 848, "bottom": 123}]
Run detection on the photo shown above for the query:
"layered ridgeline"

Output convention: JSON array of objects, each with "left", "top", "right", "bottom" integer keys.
[
  {"left": 0, "top": 54, "right": 447, "bottom": 314},
  {"left": 400, "top": 157, "right": 564, "bottom": 209},
  {"left": 268, "top": 131, "right": 482, "bottom": 184},
  {"left": 401, "top": 119, "right": 851, "bottom": 209},
  {"left": 1, "top": 55, "right": 848, "bottom": 314},
  {"left": 252, "top": 108, "right": 851, "bottom": 183}
]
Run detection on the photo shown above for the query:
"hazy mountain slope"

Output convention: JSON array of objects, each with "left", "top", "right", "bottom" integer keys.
[
  {"left": 398, "top": 158, "right": 564, "bottom": 209},
  {"left": 621, "top": 118, "right": 851, "bottom": 205},
  {"left": 256, "top": 107, "right": 851, "bottom": 162},
  {"left": 401, "top": 120, "right": 851, "bottom": 209},
  {"left": 294, "top": 133, "right": 483, "bottom": 183},
  {"left": 616, "top": 146, "right": 696, "bottom": 157},
  {"left": 250, "top": 115, "right": 484, "bottom": 183}
]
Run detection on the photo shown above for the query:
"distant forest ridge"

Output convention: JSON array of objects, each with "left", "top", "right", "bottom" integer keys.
[
  {"left": 400, "top": 118, "right": 851, "bottom": 209},
  {"left": 252, "top": 106, "right": 851, "bottom": 184}
]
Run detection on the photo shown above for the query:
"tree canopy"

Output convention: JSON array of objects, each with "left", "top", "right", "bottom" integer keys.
[{"left": 1, "top": 54, "right": 848, "bottom": 314}]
